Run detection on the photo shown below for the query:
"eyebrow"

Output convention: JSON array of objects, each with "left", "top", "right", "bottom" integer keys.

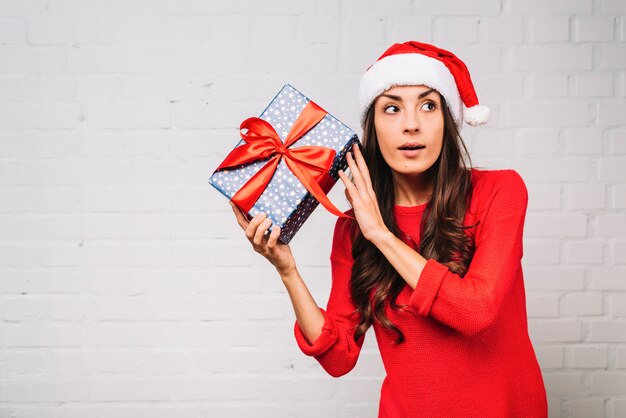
[{"left": 379, "top": 88, "right": 437, "bottom": 101}]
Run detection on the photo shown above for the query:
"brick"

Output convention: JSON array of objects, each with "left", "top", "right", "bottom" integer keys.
[
  {"left": 614, "top": 185, "right": 626, "bottom": 208},
  {"left": 0, "top": 380, "right": 83, "bottom": 402},
  {"left": 341, "top": 17, "right": 385, "bottom": 46},
  {"left": 564, "top": 240, "right": 605, "bottom": 264},
  {"left": 609, "top": 294, "right": 626, "bottom": 316},
  {"left": 534, "top": 345, "right": 564, "bottom": 368},
  {"left": 589, "top": 321, "right": 626, "bottom": 342},
  {"left": 617, "top": 347, "right": 626, "bottom": 368},
  {"left": 526, "top": 214, "right": 587, "bottom": 238},
  {"left": 0, "top": 46, "right": 65, "bottom": 73},
  {"left": 612, "top": 241, "right": 626, "bottom": 264},
  {"left": 570, "top": 346, "right": 608, "bottom": 369},
  {"left": 517, "top": 159, "right": 590, "bottom": 182},
  {"left": 597, "top": 214, "right": 626, "bottom": 237},
  {"left": 509, "top": 0, "right": 591, "bottom": 14},
  {"left": 565, "top": 184, "right": 607, "bottom": 210},
  {"left": 528, "top": 320, "right": 582, "bottom": 342},
  {"left": 574, "top": 17, "right": 615, "bottom": 41},
  {"left": 564, "top": 128, "right": 604, "bottom": 155},
  {"left": 0, "top": 0, "right": 47, "bottom": 16},
  {"left": 0, "top": 18, "right": 25, "bottom": 43},
  {"left": 526, "top": 294, "right": 559, "bottom": 317},
  {"left": 485, "top": 17, "right": 523, "bottom": 43},
  {"left": 0, "top": 271, "right": 86, "bottom": 294},
  {"left": 342, "top": 0, "right": 412, "bottom": 16},
  {"left": 530, "top": 16, "right": 569, "bottom": 42},
  {"left": 249, "top": 16, "right": 297, "bottom": 48},
  {"left": 609, "top": 129, "right": 626, "bottom": 154},
  {"left": 297, "top": 16, "right": 339, "bottom": 46},
  {"left": 0, "top": 215, "right": 81, "bottom": 239},
  {"left": 434, "top": 18, "right": 480, "bottom": 43},
  {"left": 386, "top": 17, "right": 432, "bottom": 43},
  {"left": 524, "top": 267, "right": 585, "bottom": 291},
  {"left": 520, "top": 129, "right": 559, "bottom": 155},
  {"left": 573, "top": 73, "right": 614, "bottom": 97},
  {"left": 570, "top": 399, "right": 607, "bottom": 418},
  {"left": 603, "top": 0, "right": 626, "bottom": 14},
  {"left": 542, "top": 372, "right": 586, "bottom": 395},
  {"left": 529, "top": 74, "right": 568, "bottom": 97},
  {"left": 590, "top": 373, "right": 626, "bottom": 394},
  {"left": 615, "top": 399, "right": 626, "bottom": 418},
  {"left": 560, "top": 292, "right": 604, "bottom": 316},
  {"left": 414, "top": 0, "right": 500, "bottom": 15},
  {"left": 591, "top": 267, "right": 626, "bottom": 290},
  {"left": 473, "top": 74, "right": 524, "bottom": 101},
  {"left": 512, "top": 46, "right": 592, "bottom": 70},
  {"left": 27, "top": 17, "right": 73, "bottom": 44},
  {"left": 527, "top": 185, "right": 561, "bottom": 210},
  {"left": 3, "top": 296, "right": 87, "bottom": 321},
  {"left": 507, "top": 102, "right": 592, "bottom": 127},
  {"left": 1, "top": 323, "right": 83, "bottom": 347},
  {"left": 0, "top": 103, "right": 80, "bottom": 129},
  {"left": 85, "top": 378, "right": 176, "bottom": 401},
  {"left": 600, "top": 45, "right": 626, "bottom": 69},
  {"left": 524, "top": 239, "right": 560, "bottom": 264},
  {"left": 599, "top": 104, "right": 626, "bottom": 126}
]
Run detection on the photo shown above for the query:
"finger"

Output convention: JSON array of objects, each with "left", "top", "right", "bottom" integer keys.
[
  {"left": 352, "top": 145, "right": 374, "bottom": 193},
  {"left": 245, "top": 212, "right": 267, "bottom": 240},
  {"left": 346, "top": 151, "right": 368, "bottom": 198},
  {"left": 230, "top": 201, "right": 250, "bottom": 230},
  {"left": 338, "top": 169, "right": 357, "bottom": 205},
  {"left": 267, "top": 225, "right": 281, "bottom": 249},
  {"left": 338, "top": 169, "right": 358, "bottom": 194},
  {"left": 252, "top": 217, "right": 272, "bottom": 247}
]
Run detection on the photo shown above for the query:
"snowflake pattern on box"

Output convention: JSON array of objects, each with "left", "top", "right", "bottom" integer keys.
[{"left": 209, "top": 84, "right": 359, "bottom": 244}]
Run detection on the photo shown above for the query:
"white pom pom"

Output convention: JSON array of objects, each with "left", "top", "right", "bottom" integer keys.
[{"left": 464, "top": 105, "right": 490, "bottom": 126}]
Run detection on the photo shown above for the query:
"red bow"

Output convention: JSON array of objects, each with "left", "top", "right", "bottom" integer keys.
[{"left": 216, "top": 101, "right": 353, "bottom": 220}]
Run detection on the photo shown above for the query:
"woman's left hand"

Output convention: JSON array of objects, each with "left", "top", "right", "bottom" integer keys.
[{"left": 338, "top": 144, "right": 390, "bottom": 244}]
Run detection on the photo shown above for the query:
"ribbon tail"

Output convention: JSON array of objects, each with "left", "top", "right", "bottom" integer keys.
[{"left": 284, "top": 158, "right": 354, "bottom": 220}]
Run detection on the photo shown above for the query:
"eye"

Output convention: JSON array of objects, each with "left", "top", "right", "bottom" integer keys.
[
  {"left": 383, "top": 104, "right": 400, "bottom": 114},
  {"left": 421, "top": 101, "right": 438, "bottom": 112}
]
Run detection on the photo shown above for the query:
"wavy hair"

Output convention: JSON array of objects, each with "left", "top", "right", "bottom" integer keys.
[{"left": 345, "top": 93, "right": 481, "bottom": 345}]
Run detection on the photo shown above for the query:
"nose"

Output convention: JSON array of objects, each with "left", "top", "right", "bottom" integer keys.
[{"left": 403, "top": 111, "right": 419, "bottom": 134}]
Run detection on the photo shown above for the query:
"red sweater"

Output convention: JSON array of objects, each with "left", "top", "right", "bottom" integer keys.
[{"left": 293, "top": 168, "right": 548, "bottom": 417}]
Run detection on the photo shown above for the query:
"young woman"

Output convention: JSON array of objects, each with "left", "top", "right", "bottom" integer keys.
[{"left": 230, "top": 41, "right": 548, "bottom": 417}]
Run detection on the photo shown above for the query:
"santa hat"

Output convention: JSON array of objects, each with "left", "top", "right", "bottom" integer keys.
[{"left": 358, "top": 41, "right": 490, "bottom": 130}]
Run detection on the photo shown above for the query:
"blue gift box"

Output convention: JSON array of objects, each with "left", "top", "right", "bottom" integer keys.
[{"left": 209, "top": 84, "right": 359, "bottom": 244}]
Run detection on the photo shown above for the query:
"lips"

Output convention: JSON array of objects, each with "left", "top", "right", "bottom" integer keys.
[{"left": 398, "top": 142, "right": 426, "bottom": 150}]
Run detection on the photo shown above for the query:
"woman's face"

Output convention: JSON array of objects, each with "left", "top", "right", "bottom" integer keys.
[{"left": 373, "top": 85, "right": 444, "bottom": 177}]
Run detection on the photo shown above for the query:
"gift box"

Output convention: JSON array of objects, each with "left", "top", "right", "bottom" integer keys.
[{"left": 209, "top": 84, "right": 359, "bottom": 244}]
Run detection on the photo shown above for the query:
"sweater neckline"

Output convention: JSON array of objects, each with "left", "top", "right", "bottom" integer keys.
[{"left": 394, "top": 200, "right": 430, "bottom": 215}]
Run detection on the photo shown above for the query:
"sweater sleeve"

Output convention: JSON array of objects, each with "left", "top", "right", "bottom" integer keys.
[
  {"left": 408, "top": 170, "right": 528, "bottom": 337},
  {"left": 293, "top": 215, "right": 365, "bottom": 377}
]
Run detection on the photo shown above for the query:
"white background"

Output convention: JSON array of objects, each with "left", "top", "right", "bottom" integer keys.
[{"left": 0, "top": 0, "right": 625, "bottom": 417}]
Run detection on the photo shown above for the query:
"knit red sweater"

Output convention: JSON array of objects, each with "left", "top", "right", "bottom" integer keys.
[{"left": 293, "top": 168, "right": 548, "bottom": 417}]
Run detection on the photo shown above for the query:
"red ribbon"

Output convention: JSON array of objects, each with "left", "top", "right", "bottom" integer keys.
[{"left": 216, "top": 100, "right": 353, "bottom": 220}]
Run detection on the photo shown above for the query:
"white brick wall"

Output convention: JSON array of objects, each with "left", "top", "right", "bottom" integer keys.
[{"left": 0, "top": 0, "right": 624, "bottom": 417}]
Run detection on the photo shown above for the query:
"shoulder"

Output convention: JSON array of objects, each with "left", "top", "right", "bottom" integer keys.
[{"left": 471, "top": 168, "right": 527, "bottom": 200}]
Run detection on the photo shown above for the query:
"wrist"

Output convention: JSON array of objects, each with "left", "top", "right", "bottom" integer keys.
[
  {"left": 370, "top": 228, "right": 396, "bottom": 248},
  {"left": 279, "top": 264, "right": 299, "bottom": 283}
]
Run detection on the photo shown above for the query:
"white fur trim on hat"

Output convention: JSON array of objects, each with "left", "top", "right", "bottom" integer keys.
[
  {"left": 463, "top": 104, "right": 490, "bottom": 126},
  {"left": 358, "top": 53, "right": 463, "bottom": 129}
]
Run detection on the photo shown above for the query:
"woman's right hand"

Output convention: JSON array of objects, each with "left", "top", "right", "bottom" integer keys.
[{"left": 230, "top": 201, "right": 297, "bottom": 276}]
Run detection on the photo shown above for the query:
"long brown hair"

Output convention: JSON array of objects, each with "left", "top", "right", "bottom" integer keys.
[{"left": 346, "top": 93, "right": 481, "bottom": 345}]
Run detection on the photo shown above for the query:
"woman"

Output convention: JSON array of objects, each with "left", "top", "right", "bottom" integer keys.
[{"left": 230, "top": 41, "right": 548, "bottom": 417}]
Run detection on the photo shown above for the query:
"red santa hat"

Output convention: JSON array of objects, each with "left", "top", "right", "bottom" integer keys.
[{"left": 358, "top": 41, "right": 490, "bottom": 130}]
